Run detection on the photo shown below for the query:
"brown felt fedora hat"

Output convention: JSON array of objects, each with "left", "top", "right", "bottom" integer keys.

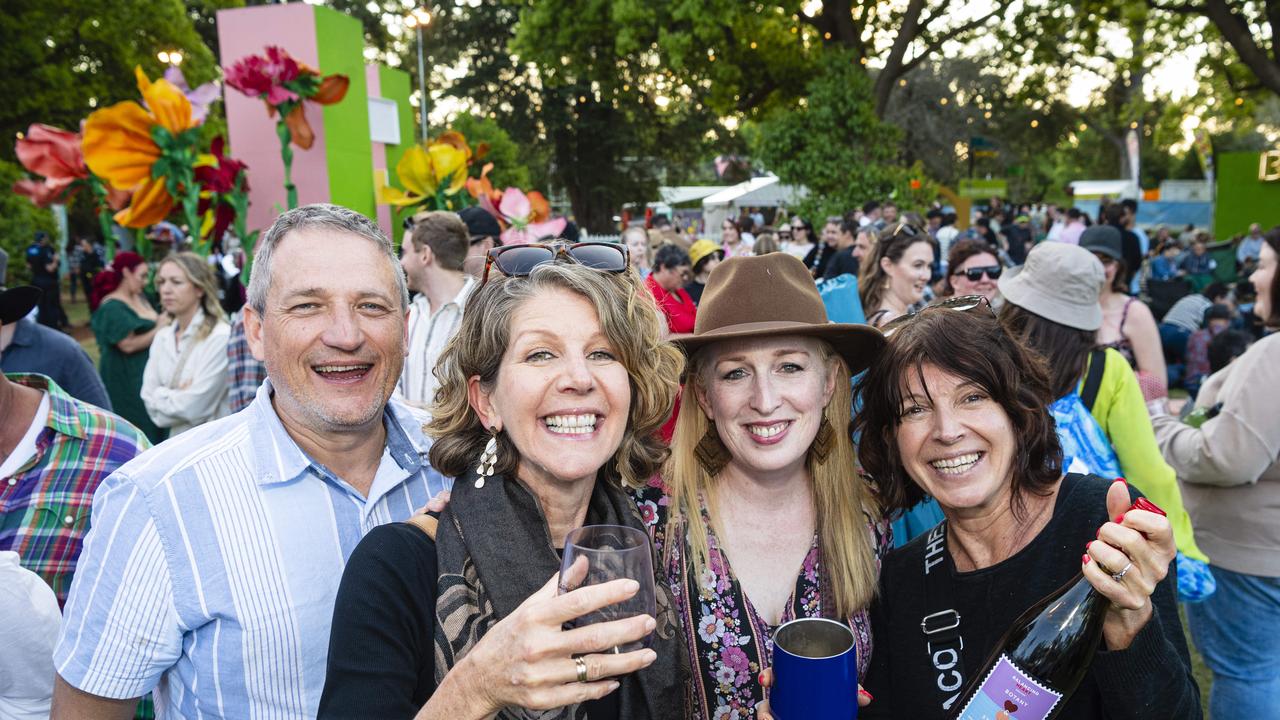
[{"left": 672, "top": 253, "right": 885, "bottom": 374}]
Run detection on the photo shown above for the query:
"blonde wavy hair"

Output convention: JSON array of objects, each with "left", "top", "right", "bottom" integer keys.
[
  {"left": 427, "top": 262, "right": 684, "bottom": 488},
  {"left": 157, "top": 252, "right": 226, "bottom": 343},
  {"left": 664, "top": 342, "right": 880, "bottom": 616}
]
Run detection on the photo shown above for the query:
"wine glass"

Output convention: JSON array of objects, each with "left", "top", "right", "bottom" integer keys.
[{"left": 558, "top": 524, "right": 657, "bottom": 652}]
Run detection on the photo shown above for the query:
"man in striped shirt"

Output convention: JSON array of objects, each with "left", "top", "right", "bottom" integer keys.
[
  {"left": 396, "top": 210, "right": 476, "bottom": 410},
  {"left": 52, "top": 205, "right": 452, "bottom": 719}
]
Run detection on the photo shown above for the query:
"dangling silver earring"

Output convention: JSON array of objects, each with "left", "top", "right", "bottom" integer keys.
[{"left": 474, "top": 428, "right": 498, "bottom": 488}]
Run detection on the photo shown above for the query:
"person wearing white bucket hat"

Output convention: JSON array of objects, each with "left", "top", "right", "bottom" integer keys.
[
  {"left": 998, "top": 241, "right": 1104, "bottom": 330},
  {"left": 997, "top": 242, "right": 1211, "bottom": 594}
]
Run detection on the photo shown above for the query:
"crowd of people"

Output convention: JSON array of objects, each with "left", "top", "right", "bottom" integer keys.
[{"left": 0, "top": 192, "right": 1276, "bottom": 720}]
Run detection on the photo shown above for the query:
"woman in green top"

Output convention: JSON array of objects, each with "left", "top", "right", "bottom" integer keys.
[
  {"left": 90, "top": 251, "right": 169, "bottom": 443},
  {"left": 996, "top": 242, "right": 1209, "bottom": 567}
]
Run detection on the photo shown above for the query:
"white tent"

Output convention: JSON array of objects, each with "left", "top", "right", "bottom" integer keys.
[
  {"left": 701, "top": 175, "right": 809, "bottom": 232},
  {"left": 658, "top": 186, "right": 727, "bottom": 206},
  {"left": 1069, "top": 179, "right": 1138, "bottom": 200}
]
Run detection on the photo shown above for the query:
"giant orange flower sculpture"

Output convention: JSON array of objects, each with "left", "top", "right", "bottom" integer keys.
[{"left": 83, "top": 67, "right": 203, "bottom": 229}]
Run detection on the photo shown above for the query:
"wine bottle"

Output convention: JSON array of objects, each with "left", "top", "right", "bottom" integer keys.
[{"left": 950, "top": 497, "right": 1166, "bottom": 720}]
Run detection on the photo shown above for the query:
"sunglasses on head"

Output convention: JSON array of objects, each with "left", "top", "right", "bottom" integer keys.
[
  {"left": 880, "top": 294, "right": 995, "bottom": 338},
  {"left": 481, "top": 241, "right": 629, "bottom": 284},
  {"left": 953, "top": 264, "right": 1002, "bottom": 282},
  {"left": 886, "top": 221, "right": 922, "bottom": 238}
]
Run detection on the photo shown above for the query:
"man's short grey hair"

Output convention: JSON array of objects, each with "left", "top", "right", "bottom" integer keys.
[{"left": 247, "top": 204, "right": 410, "bottom": 314}]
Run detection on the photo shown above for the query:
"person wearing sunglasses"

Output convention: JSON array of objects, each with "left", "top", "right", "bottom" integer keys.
[
  {"left": 859, "top": 223, "right": 936, "bottom": 327},
  {"left": 644, "top": 244, "right": 697, "bottom": 334},
  {"left": 853, "top": 298, "right": 1200, "bottom": 719},
  {"left": 320, "top": 248, "right": 688, "bottom": 719},
  {"left": 637, "top": 253, "right": 888, "bottom": 719},
  {"left": 939, "top": 239, "right": 1003, "bottom": 304},
  {"left": 782, "top": 217, "right": 815, "bottom": 261}
]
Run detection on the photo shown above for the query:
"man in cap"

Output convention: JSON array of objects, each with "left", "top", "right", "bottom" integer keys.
[
  {"left": 2, "top": 286, "right": 111, "bottom": 409},
  {"left": 457, "top": 206, "right": 503, "bottom": 279}
]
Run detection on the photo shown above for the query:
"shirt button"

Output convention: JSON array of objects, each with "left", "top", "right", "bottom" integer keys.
[
  {"left": 6, "top": 478, "right": 14, "bottom": 486},
  {"left": 64, "top": 515, "right": 75, "bottom": 525}
]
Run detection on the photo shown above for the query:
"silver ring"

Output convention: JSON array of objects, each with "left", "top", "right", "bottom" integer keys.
[
  {"left": 1111, "top": 562, "right": 1133, "bottom": 582},
  {"left": 574, "top": 656, "right": 588, "bottom": 683}
]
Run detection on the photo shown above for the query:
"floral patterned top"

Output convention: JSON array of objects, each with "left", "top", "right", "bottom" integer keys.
[{"left": 634, "top": 477, "right": 892, "bottom": 720}]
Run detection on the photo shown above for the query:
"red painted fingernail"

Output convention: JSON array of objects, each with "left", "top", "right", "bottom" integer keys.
[
  {"left": 1114, "top": 514, "right": 1125, "bottom": 524},
  {"left": 758, "top": 672, "right": 766, "bottom": 685},
  {"left": 859, "top": 689, "right": 874, "bottom": 701},
  {"left": 1096, "top": 527, "right": 1101, "bottom": 538},
  {"left": 1115, "top": 477, "right": 1127, "bottom": 485},
  {"left": 1083, "top": 554, "right": 1092, "bottom": 564}
]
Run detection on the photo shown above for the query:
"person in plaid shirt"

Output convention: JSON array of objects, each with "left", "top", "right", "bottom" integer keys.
[
  {"left": 225, "top": 307, "right": 267, "bottom": 414},
  {"left": 0, "top": 286, "right": 150, "bottom": 606}
]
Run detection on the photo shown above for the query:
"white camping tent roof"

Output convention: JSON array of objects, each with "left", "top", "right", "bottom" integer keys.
[
  {"left": 1069, "top": 179, "right": 1137, "bottom": 200},
  {"left": 702, "top": 174, "right": 808, "bottom": 208},
  {"left": 659, "top": 186, "right": 728, "bottom": 206}
]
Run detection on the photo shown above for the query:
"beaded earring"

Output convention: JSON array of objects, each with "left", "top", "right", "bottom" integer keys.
[{"left": 475, "top": 428, "right": 498, "bottom": 489}]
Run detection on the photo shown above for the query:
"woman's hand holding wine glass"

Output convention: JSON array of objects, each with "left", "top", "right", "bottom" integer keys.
[
  {"left": 437, "top": 557, "right": 657, "bottom": 718},
  {"left": 1082, "top": 480, "right": 1177, "bottom": 651}
]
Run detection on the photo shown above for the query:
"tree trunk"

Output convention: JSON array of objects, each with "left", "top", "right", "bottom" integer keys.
[{"left": 1203, "top": 0, "right": 1280, "bottom": 96}]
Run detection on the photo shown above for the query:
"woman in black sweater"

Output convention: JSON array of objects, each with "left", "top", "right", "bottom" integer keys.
[{"left": 850, "top": 300, "right": 1201, "bottom": 719}]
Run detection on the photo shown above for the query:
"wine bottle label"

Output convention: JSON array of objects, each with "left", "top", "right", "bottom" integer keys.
[{"left": 955, "top": 654, "right": 1062, "bottom": 720}]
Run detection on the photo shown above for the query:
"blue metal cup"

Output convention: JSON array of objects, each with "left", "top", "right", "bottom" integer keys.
[{"left": 770, "top": 617, "right": 859, "bottom": 720}]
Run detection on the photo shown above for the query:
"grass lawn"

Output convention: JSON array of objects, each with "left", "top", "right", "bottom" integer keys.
[
  {"left": 63, "top": 290, "right": 100, "bottom": 365},
  {"left": 1183, "top": 605, "right": 1214, "bottom": 717}
]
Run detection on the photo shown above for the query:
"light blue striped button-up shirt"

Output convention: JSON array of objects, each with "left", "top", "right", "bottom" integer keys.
[{"left": 54, "top": 380, "right": 451, "bottom": 718}]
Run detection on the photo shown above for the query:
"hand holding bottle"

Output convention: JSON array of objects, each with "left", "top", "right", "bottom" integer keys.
[{"left": 1082, "top": 479, "right": 1176, "bottom": 651}]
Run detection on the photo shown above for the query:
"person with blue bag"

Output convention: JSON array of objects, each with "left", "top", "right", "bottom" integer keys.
[{"left": 997, "top": 242, "right": 1214, "bottom": 603}]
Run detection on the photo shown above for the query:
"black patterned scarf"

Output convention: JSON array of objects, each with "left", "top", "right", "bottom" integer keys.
[{"left": 433, "top": 471, "right": 688, "bottom": 719}]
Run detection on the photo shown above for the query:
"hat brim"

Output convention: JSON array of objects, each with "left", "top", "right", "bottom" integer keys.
[
  {"left": 0, "top": 286, "right": 42, "bottom": 325},
  {"left": 1082, "top": 244, "right": 1122, "bottom": 261},
  {"left": 999, "top": 274, "right": 1102, "bottom": 331},
  {"left": 671, "top": 321, "right": 886, "bottom": 376}
]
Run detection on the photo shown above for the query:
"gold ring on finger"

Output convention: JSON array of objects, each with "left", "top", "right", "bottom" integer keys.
[{"left": 574, "top": 656, "right": 589, "bottom": 683}]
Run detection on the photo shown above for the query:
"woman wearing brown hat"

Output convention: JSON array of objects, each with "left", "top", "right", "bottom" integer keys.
[{"left": 636, "top": 253, "right": 888, "bottom": 719}]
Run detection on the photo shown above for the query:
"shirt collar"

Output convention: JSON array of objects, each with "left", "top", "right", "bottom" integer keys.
[
  {"left": 5, "top": 372, "right": 87, "bottom": 440},
  {"left": 246, "top": 379, "right": 426, "bottom": 487},
  {"left": 7, "top": 318, "right": 37, "bottom": 349},
  {"left": 175, "top": 308, "right": 207, "bottom": 341}
]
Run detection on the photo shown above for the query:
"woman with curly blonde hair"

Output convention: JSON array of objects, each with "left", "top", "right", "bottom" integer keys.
[{"left": 321, "top": 251, "right": 689, "bottom": 719}]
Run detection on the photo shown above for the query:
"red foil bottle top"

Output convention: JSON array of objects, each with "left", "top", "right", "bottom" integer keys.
[{"left": 1130, "top": 497, "right": 1167, "bottom": 517}]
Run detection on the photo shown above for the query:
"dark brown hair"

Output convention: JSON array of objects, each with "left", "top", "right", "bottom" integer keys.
[
  {"left": 1264, "top": 226, "right": 1280, "bottom": 328},
  {"left": 410, "top": 211, "right": 470, "bottom": 272},
  {"left": 998, "top": 303, "right": 1095, "bottom": 399},
  {"left": 942, "top": 239, "right": 1000, "bottom": 296},
  {"left": 853, "top": 308, "right": 1062, "bottom": 516},
  {"left": 858, "top": 225, "right": 936, "bottom": 312}
]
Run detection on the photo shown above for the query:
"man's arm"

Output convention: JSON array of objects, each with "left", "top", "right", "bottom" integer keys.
[{"left": 51, "top": 675, "right": 139, "bottom": 720}]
